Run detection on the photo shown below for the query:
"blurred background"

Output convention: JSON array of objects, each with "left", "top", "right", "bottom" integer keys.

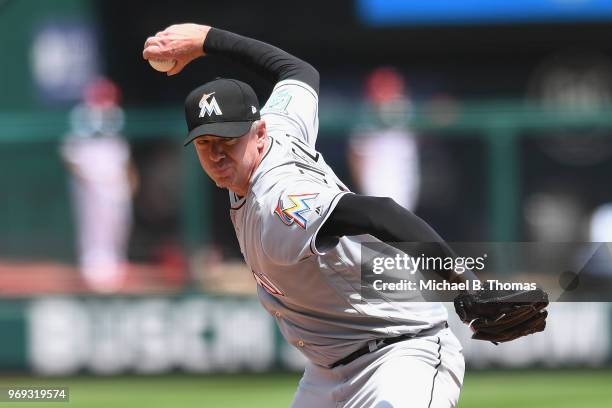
[{"left": 1, "top": 0, "right": 612, "bottom": 407}]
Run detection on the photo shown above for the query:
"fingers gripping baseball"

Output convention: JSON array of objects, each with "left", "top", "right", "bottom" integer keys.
[{"left": 142, "top": 23, "right": 211, "bottom": 76}]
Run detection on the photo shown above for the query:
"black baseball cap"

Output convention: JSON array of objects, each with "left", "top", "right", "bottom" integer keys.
[{"left": 183, "top": 78, "right": 260, "bottom": 146}]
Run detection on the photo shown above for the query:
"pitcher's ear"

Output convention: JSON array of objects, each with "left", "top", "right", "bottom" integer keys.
[{"left": 256, "top": 120, "right": 267, "bottom": 143}]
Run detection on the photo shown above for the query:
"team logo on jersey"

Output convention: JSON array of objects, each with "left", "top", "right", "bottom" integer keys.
[
  {"left": 262, "top": 89, "right": 292, "bottom": 113},
  {"left": 274, "top": 193, "right": 319, "bottom": 229},
  {"left": 252, "top": 270, "right": 285, "bottom": 296},
  {"left": 199, "top": 92, "right": 223, "bottom": 117}
]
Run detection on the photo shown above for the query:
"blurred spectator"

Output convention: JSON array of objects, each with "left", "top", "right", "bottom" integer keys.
[
  {"left": 590, "top": 203, "right": 612, "bottom": 243},
  {"left": 586, "top": 203, "right": 612, "bottom": 277},
  {"left": 524, "top": 192, "right": 584, "bottom": 242},
  {"left": 348, "top": 67, "right": 420, "bottom": 210},
  {"left": 60, "top": 77, "right": 137, "bottom": 292}
]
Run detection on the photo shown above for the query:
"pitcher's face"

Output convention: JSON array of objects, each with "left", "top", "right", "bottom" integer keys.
[{"left": 193, "top": 121, "right": 267, "bottom": 195}]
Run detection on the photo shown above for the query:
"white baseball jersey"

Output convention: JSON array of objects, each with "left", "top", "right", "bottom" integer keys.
[
  {"left": 350, "top": 126, "right": 420, "bottom": 211},
  {"left": 229, "top": 79, "right": 447, "bottom": 367}
]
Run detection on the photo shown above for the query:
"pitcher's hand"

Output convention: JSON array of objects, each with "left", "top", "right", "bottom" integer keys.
[{"left": 143, "top": 23, "right": 211, "bottom": 76}]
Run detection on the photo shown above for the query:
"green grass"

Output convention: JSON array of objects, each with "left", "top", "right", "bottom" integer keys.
[
  {"left": 460, "top": 370, "right": 612, "bottom": 408},
  {"left": 1, "top": 370, "right": 611, "bottom": 407}
]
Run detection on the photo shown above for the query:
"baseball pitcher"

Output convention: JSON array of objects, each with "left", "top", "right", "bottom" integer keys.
[{"left": 143, "top": 23, "right": 548, "bottom": 407}]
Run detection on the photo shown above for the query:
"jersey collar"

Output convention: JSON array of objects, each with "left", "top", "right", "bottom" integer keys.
[{"left": 248, "top": 135, "right": 275, "bottom": 188}]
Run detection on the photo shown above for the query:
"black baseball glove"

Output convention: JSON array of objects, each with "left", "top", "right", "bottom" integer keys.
[{"left": 453, "top": 285, "right": 549, "bottom": 343}]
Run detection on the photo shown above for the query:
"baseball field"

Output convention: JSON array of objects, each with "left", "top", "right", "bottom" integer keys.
[{"left": 1, "top": 369, "right": 611, "bottom": 407}]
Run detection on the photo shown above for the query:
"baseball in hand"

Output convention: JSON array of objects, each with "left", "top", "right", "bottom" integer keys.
[{"left": 148, "top": 58, "right": 177, "bottom": 72}]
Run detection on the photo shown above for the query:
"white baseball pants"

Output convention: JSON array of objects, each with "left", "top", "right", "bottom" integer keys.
[{"left": 290, "top": 328, "right": 464, "bottom": 408}]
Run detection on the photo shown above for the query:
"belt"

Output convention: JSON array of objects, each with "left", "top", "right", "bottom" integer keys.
[{"left": 329, "top": 322, "right": 448, "bottom": 369}]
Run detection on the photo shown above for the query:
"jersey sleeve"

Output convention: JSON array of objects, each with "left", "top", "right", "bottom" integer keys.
[
  {"left": 260, "top": 180, "right": 349, "bottom": 266},
  {"left": 261, "top": 79, "right": 319, "bottom": 147}
]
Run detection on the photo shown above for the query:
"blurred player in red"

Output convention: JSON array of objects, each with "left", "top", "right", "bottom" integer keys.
[
  {"left": 348, "top": 67, "right": 420, "bottom": 211},
  {"left": 60, "top": 78, "right": 136, "bottom": 292}
]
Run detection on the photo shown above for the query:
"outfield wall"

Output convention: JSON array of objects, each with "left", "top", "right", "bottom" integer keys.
[{"left": 0, "top": 297, "right": 609, "bottom": 375}]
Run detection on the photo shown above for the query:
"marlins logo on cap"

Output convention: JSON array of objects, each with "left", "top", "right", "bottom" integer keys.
[
  {"left": 199, "top": 92, "right": 223, "bottom": 117},
  {"left": 183, "top": 78, "right": 261, "bottom": 146}
]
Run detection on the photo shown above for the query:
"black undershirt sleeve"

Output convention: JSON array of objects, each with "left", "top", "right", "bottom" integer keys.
[
  {"left": 204, "top": 28, "right": 320, "bottom": 93},
  {"left": 317, "top": 194, "right": 480, "bottom": 284}
]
